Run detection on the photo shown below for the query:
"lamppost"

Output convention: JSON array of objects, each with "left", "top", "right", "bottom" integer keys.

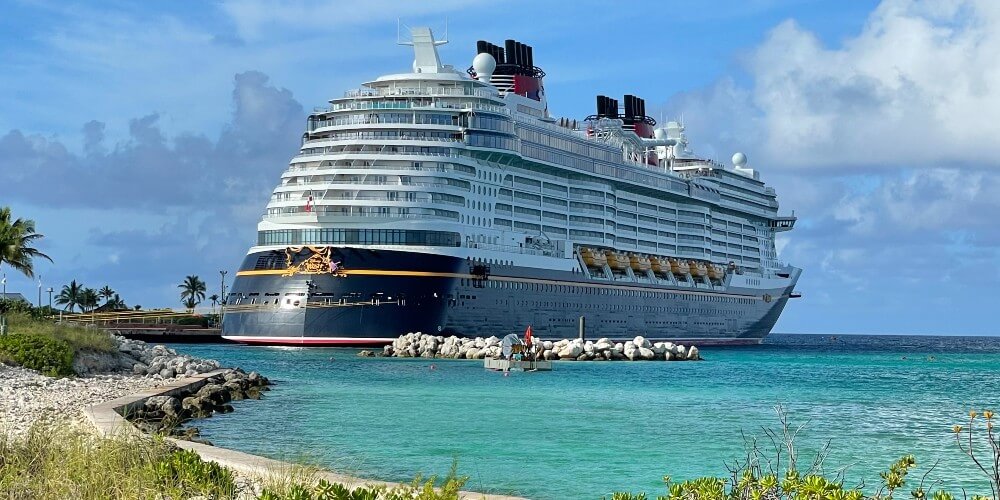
[
  {"left": 219, "top": 270, "right": 228, "bottom": 315},
  {"left": 2, "top": 272, "right": 6, "bottom": 297},
  {"left": 47, "top": 287, "right": 54, "bottom": 310},
  {"left": 37, "top": 275, "right": 42, "bottom": 309}
]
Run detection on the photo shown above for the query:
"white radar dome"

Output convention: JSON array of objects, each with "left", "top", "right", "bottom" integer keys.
[
  {"left": 732, "top": 152, "right": 748, "bottom": 167},
  {"left": 472, "top": 53, "right": 496, "bottom": 82},
  {"left": 653, "top": 128, "right": 668, "bottom": 140}
]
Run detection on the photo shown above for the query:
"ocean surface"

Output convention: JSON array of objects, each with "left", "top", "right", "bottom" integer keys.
[{"left": 175, "top": 335, "right": 1000, "bottom": 499}]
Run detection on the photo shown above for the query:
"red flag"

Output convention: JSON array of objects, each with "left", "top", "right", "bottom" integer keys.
[
  {"left": 524, "top": 325, "right": 533, "bottom": 345},
  {"left": 304, "top": 195, "right": 313, "bottom": 213}
]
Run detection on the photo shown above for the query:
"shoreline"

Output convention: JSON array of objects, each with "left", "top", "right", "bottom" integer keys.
[{"left": 82, "top": 365, "right": 527, "bottom": 500}]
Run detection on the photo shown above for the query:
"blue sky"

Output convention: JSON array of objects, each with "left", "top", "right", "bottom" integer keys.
[{"left": 1, "top": 0, "right": 998, "bottom": 335}]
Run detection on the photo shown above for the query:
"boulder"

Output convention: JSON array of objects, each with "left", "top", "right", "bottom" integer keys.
[
  {"left": 674, "top": 345, "right": 687, "bottom": 358},
  {"left": 686, "top": 346, "right": 700, "bottom": 361},
  {"left": 665, "top": 351, "right": 674, "bottom": 361},
  {"left": 633, "top": 336, "right": 651, "bottom": 348},
  {"left": 595, "top": 338, "right": 613, "bottom": 351},
  {"left": 558, "top": 343, "right": 583, "bottom": 359},
  {"left": 583, "top": 341, "right": 595, "bottom": 354},
  {"left": 638, "top": 347, "right": 655, "bottom": 360}
]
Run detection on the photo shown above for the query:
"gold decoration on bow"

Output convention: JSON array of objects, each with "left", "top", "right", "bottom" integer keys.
[{"left": 282, "top": 246, "right": 344, "bottom": 277}]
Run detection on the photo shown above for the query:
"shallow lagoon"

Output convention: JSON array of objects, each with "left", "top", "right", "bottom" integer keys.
[{"left": 177, "top": 335, "right": 1000, "bottom": 499}]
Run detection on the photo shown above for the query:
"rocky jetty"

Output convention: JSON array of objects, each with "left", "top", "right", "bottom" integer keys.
[
  {"left": 381, "top": 332, "right": 701, "bottom": 361},
  {"left": 129, "top": 369, "right": 271, "bottom": 441},
  {"left": 73, "top": 334, "right": 222, "bottom": 379}
]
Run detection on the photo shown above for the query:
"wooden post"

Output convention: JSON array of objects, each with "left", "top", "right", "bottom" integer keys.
[{"left": 578, "top": 315, "right": 585, "bottom": 342}]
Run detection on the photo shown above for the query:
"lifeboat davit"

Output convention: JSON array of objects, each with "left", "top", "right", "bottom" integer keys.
[
  {"left": 629, "top": 254, "right": 651, "bottom": 272},
  {"left": 689, "top": 261, "right": 708, "bottom": 278},
  {"left": 606, "top": 251, "right": 629, "bottom": 271},
  {"left": 580, "top": 247, "right": 607, "bottom": 268}
]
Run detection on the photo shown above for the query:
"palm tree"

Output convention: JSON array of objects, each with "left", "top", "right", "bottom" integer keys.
[
  {"left": 0, "top": 206, "right": 52, "bottom": 279},
  {"left": 107, "top": 293, "right": 127, "bottom": 310},
  {"left": 178, "top": 275, "right": 206, "bottom": 311},
  {"left": 55, "top": 280, "right": 85, "bottom": 312},
  {"left": 208, "top": 294, "right": 220, "bottom": 313},
  {"left": 98, "top": 285, "right": 115, "bottom": 304},
  {"left": 81, "top": 288, "right": 99, "bottom": 312}
]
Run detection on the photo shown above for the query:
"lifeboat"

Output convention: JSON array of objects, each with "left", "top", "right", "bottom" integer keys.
[
  {"left": 580, "top": 247, "right": 607, "bottom": 268},
  {"left": 707, "top": 263, "right": 725, "bottom": 280},
  {"left": 689, "top": 260, "right": 708, "bottom": 278},
  {"left": 649, "top": 256, "right": 669, "bottom": 275},
  {"left": 669, "top": 258, "right": 690, "bottom": 275},
  {"left": 629, "top": 254, "right": 651, "bottom": 272},
  {"left": 605, "top": 250, "right": 629, "bottom": 271}
]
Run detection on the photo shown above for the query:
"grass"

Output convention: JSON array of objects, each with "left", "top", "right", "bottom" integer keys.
[
  {"left": 0, "top": 424, "right": 238, "bottom": 499},
  {"left": 5, "top": 313, "right": 116, "bottom": 354},
  {"left": 0, "top": 313, "right": 117, "bottom": 376},
  {"left": 0, "top": 423, "right": 471, "bottom": 500}
]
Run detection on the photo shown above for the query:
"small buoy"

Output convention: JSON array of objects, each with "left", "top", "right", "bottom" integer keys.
[
  {"left": 503, "top": 371, "right": 510, "bottom": 377},
  {"left": 430, "top": 364, "right": 436, "bottom": 371},
  {"left": 329, "top": 356, "right": 335, "bottom": 362}
]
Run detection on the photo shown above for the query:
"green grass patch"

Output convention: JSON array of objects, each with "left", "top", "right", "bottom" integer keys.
[
  {"left": 0, "top": 424, "right": 238, "bottom": 499},
  {"left": 5, "top": 313, "right": 115, "bottom": 354}
]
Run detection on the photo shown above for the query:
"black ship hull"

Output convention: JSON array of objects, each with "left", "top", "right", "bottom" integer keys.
[{"left": 221, "top": 247, "right": 797, "bottom": 346}]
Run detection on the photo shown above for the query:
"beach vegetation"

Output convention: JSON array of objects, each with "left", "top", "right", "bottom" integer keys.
[
  {"left": 0, "top": 424, "right": 239, "bottom": 499},
  {"left": 607, "top": 408, "right": 1000, "bottom": 500},
  {"left": 259, "top": 460, "right": 469, "bottom": 500},
  {"left": 0, "top": 332, "right": 74, "bottom": 376},
  {"left": 0, "top": 205, "right": 52, "bottom": 279}
]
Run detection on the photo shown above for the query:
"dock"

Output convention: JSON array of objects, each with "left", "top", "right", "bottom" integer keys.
[{"left": 484, "top": 357, "right": 553, "bottom": 371}]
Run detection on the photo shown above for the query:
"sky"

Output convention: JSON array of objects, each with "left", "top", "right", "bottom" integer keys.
[{"left": 1, "top": 0, "right": 998, "bottom": 335}]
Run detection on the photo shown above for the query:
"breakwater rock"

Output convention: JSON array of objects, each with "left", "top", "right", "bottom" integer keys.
[
  {"left": 129, "top": 368, "right": 271, "bottom": 441},
  {"left": 381, "top": 333, "right": 701, "bottom": 361},
  {"left": 73, "top": 335, "right": 223, "bottom": 379}
]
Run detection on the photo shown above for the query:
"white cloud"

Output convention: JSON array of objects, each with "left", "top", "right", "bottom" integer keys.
[{"left": 747, "top": 0, "right": 1000, "bottom": 169}]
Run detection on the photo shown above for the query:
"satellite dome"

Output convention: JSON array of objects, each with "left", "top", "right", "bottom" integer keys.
[
  {"left": 472, "top": 53, "right": 496, "bottom": 82},
  {"left": 653, "top": 128, "right": 667, "bottom": 140},
  {"left": 732, "top": 152, "right": 748, "bottom": 167}
]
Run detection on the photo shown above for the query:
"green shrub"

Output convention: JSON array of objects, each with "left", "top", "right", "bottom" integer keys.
[
  {"left": 259, "top": 461, "right": 469, "bottom": 500},
  {"left": 153, "top": 448, "right": 237, "bottom": 497},
  {"left": 0, "top": 333, "right": 74, "bottom": 376}
]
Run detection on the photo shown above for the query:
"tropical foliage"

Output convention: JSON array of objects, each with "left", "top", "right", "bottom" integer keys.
[
  {"left": 99, "top": 285, "right": 115, "bottom": 304},
  {"left": 179, "top": 275, "right": 207, "bottom": 311},
  {"left": 0, "top": 206, "right": 52, "bottom": 279},
  {"left": 55, "top": 280, "right": 85, "bottom": 312}
]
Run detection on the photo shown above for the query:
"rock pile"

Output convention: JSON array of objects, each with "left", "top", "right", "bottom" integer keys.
[
  {"left": 73, "top": 335, "right": 222, "bottom": 379},
  {"left": 130, "top": 369, "right": 270, "bottom": 439},
  {"left": 381, "top": 332, "right": 701, "bottom": 361}
]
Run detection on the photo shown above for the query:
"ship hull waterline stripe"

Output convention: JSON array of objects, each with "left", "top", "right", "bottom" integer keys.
[
  {"left": 234, "top": 268, "right": 772, "bottom": 300},
  {"left": 222, "top": 335, "right": 762, "bottom": 346}
]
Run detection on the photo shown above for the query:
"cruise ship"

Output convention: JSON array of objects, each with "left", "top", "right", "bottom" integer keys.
[{"left": 221, "top": 27, "right": 801, "bottom": 346}]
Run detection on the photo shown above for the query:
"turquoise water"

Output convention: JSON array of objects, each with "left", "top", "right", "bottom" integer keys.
[{"left": 176, "top": 335, "right": 1000, "bottom": 499}]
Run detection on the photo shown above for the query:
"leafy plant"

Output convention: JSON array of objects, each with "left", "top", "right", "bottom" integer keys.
[
  {"left": 0, "top": 205, "right": 52, "bottom": 279},
  {"left": 153, "top": 448, "right": 237, "bottom": 497},
  {"left": 0, "top": 332, "right": 74, "bottom": 376}
]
